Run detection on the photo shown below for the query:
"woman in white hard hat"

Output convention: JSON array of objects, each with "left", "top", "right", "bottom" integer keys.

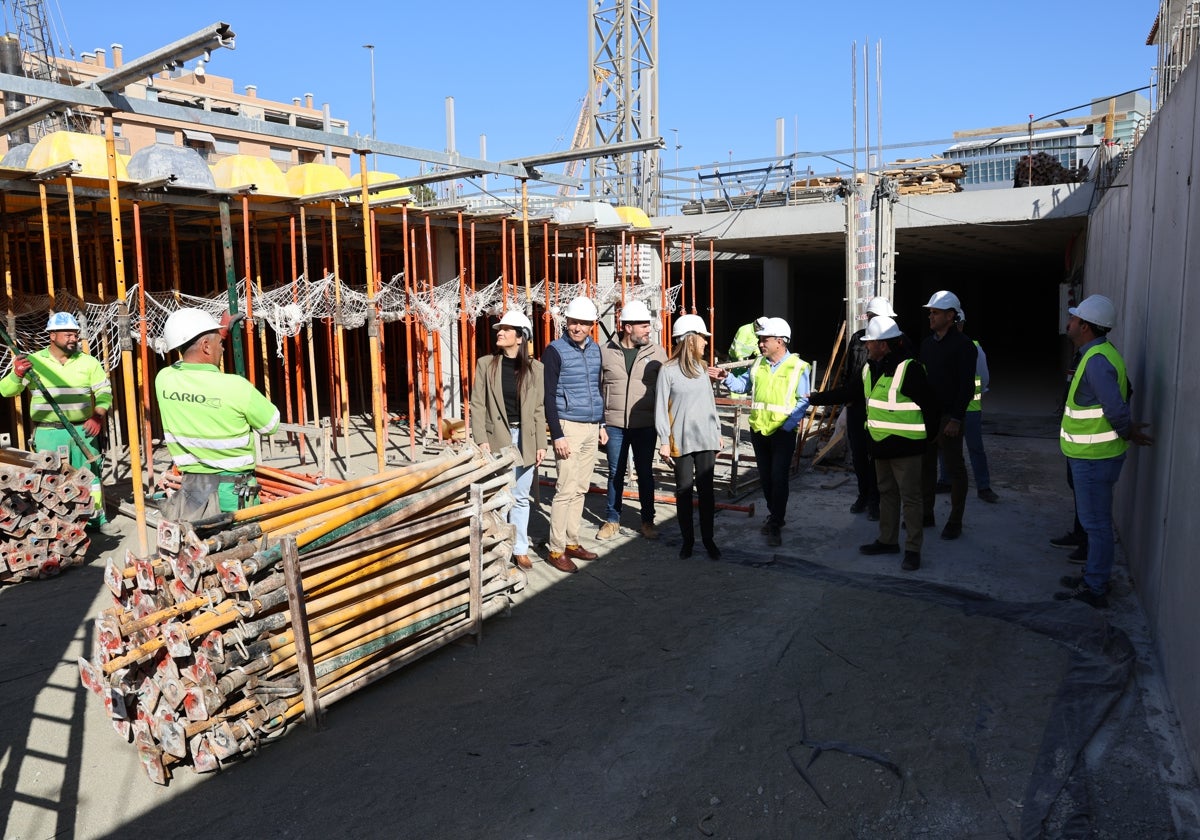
[
  {"left": 469, "top": 310, "right": 546, "bottom": 571},
  {"left": 655, "top": 314, "right": 722, "bottom": 559}
]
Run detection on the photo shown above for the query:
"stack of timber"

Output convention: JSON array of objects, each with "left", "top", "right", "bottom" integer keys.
[
  {"left": 1013, "top": 152, "right": 1088, "bottom": 187},
  {"left": 883, "top": 160, "right": 967, "bottom": 195},
  {"left": 1, "top": 445, "right": 96, "bottom": 583},
  {"left": 78, "top": 444, "right": 523, "bottom": 784}
]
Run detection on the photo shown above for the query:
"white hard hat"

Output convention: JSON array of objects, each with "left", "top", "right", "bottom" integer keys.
[
  {"left": 493, "top": 310, "right": 533, "bottom": 337},
  {"left": 860, "top": 315, "right": 902, "bottom": 341},
  {"left": 957, "top": 308, "right": 966, "bottom": 323},
  {"left": 163, "top": 308, "right": 222, "bottom": 353},
  {"left": 755, "top": 317, "right": 791, "bottom": 341},
  {"left": 865, "top": 296, "right": 896, "bottom": 318},
  {"left": 923, "top": 290, "right": 962, "bottom": 312},
  {"left": 562, "top": 296, "right": 598, "bottom": 322},
  {"left": 620, "top": 300, "right": 653, "bottom": 323},
  {"left": 1069, "top": 294, "right": 1116, "bottom": 329},
  {"left": 672, "top": 313, "right": 710, "bottom": 339},
  {"left": 46, "top": 311, "right": 80, "bottom": 331},
  {"left": 753, "top": 316, "right": 770, "bottom": 331}
]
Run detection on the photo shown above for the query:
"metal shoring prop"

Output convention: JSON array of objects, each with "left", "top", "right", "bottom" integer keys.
[
  {"left": 64, "top": 175, "right": 90, "bottom": 353},
  {"left": 499, "top": 216, "right": 509, "bottom": 307},
  {"left": 413, "top": 226, "right": 431, "bottom": 440},
  {"left": 299, "top": 207, "right": 320, "bottom": 442},
  {"left": 358, "top": 152, "right": 386, "bottom": 473},
  {"left": 240, "top": 193, "right": 257, "bottom": 386},
  {"left": 329, "top": 201, "right": 349, "bottom": 455},
  {"left": 456, "top": 210, "right": 469, "bottom": 430},
  {"left": 276, "top": 223, "right": 296, "bottom": 453},
  {"left": 689, "top": 235, "right": 698, "bottom": 314},
  {"left": 1, "top": 197, "right": 25, "bottom": 448},
  {"left": 286, "top": 216, "right": 307, "bottom": 461},
  {"left": 400, "top": 203, "right": 416, "bottom": 460},
  {"left": 709, "top": 240, "right": 716, "bottom": 365},
  {"left": 37, "top": 181, "right": 55, "bottom": 304},
  {"left": 252, "top": 214, "right": 271, "bottom": 403},
  {"left": 660, "top": 230, "right": 672, "bottom": 345},
  {"left": 132, "top": 202, "right": 155, "bottom": 491},
  {"left": 103, "top": 113, "right": 147, "bottom": 552},
  {"left": 541, "top": 219, "right": 551, "bottom": 349},
  {"left": 423, "top": 216, "right": 445, "bottom": 442},
  {"left": 217, "top": 199, "right": 246, "bottom": 376},
  {"left": 470, "top": 218, "right": 479, "bottom": 385},
  {"left": 372, "top": 207, "right": 388, "bottom": 427}
]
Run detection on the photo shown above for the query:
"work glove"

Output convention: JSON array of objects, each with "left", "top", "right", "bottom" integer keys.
[
  {"left": 82, "top": 413, "right": 105, "bottom": 438},
  {"left": 219, "top": 311, "right": 244, "bottom": 339},
  {"left": 13, "top": 356, "right": 32, "bottom": 378}
]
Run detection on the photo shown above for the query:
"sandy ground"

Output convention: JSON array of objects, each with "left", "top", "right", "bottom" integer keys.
[{"left": 1, "top": 415, "right": 1198, "bottom": 839}]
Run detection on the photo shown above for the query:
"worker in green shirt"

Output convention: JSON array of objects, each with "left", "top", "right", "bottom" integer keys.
[
  {"left": 155, "top": 308, "right": 280, "bottom": 521},
  {"left": 1, "top": 311, "right": 121, "bottom": 536}
]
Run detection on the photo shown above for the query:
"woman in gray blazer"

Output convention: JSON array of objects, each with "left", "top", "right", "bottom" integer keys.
[{"left": 470, "top": 310, "right": 546, "bottom": 570}]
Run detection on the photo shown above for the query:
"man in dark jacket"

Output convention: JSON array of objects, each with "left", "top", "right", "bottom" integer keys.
[
  {"left": 598, "top": 300, "right": 667, "bottom": 541},
  {"left": 810, "top": 315, "right": 933, "bottom": 570},
  {"left": 919, "top": 290, "right": 977, "bottom": 540}
]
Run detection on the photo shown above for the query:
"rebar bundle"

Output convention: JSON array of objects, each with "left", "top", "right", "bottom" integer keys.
[
  {"left": 77, "top": 443, "right": 524, "bottom": 784},
  {"left": 0, "top": 444, "right": 96, "bottom": 582}
]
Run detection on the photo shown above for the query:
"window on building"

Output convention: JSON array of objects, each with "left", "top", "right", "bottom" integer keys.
[
  {"left": 214, "top": 138, "right": 239, "bottom": 156},
  {"left": 155, "top": 129, "right": 176, "bottom": 145},
  {"left": 269, "top": 146, "right": 292, "bottom": 164}
]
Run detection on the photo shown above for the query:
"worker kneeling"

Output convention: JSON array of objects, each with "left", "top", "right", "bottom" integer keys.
[{"left": 155, "top": 308, "right": 279, "bottom": 521}]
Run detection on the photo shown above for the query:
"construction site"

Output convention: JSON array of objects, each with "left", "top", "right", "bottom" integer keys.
[{"left": 2, "top": 1, "right": 1200, "bottom": 838}]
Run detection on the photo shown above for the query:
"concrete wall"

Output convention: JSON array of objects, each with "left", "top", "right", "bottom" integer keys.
[{"left": 1082, "top": 57, "right": 1200, "bottom": 773}]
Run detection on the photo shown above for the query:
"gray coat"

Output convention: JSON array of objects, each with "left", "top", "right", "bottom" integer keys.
[
  {"left": 470, "top": 355, "right": 546, "bottom": 467},
  {"left": 655, "top": 362, "right": 721, "bottom": 456}
]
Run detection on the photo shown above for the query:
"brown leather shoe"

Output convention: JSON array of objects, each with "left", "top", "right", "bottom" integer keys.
[
  {"left": 639, "top": 522, "right": 659, "bottom": 540},
  {"left": 512, "top": 554, "right": 533, "bottom": 570},
  {"left": 546, "top": 551, "right": 578, "bottom": 574},
  {"left": 564, "top": 544, "right": 598, "bottom": 562}
]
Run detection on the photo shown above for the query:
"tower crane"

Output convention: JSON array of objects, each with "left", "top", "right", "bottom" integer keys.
[
  {"left": 557, "top": 68, "right": 610, "bottom": 198},
  {"left": 0, "top": 0, "right": 74, "bottom": 144}
]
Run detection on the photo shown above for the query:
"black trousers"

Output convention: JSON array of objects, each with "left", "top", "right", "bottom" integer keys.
[
  {"left": 751, "top": 428, "right": 797, "bottom": 528},
  {"left": 674, "top": 449, "right": 716, "bottom": 546}
]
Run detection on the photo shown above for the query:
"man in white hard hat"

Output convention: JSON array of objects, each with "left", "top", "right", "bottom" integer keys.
[
  {"left": 155, "top": 308, "right": 280, "bottom": 521},
  {"left": 542, "top": 296, "right": 606, "bottom": 573},
  {"left": 1054, "top": 294, "right": 1153, "bottom": 608},
  {"left": 840, "top": 296, "right": 898, "bottom": 521},
  {"left": 710, "top": 316, "right": 810, "bottom": 547},
  {"left": 919, "top": 290, "right": 977, "bottom": 540},
  {"left": 936, "top": 308, "right": 999, "bottom": 503},
  {"left": 1, "top": 311, "right": 120, "bottom": 535},
  {"left": 598, "top": 299, "right": 667, "bottom": 542}
]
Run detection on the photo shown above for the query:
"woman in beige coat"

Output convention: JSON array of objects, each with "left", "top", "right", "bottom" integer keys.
[{"left": 470, "top": 310, "right": 546, "bottom": 569}]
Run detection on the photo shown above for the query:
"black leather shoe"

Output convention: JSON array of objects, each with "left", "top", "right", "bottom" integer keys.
[
  {"left": 1067, "top": 545, "right": 1088, "bottom": 564},
  {"left": 901, "top": 551, "right": 921, "bottom": 571},
  {"left": 850, "top": 497, "right": 868, "bottom": 514},
  {"left": 859, "top": 541, "right": 900, "bottom": 555},
  {"left": 1050, "top": 531, "right": 1085, "bottom": 549},
  {"left": 940, "top": 522, "right": 962, "bottom": 540},
  {"left": 1054, "top": 583, "right": 1109, "bottom": 608},
  {"left": 1059, "top": 574, "right": 1084, "bottom": 589},
  {"left": 703, "top": 539, "right": 721, "bottom": 559},
  {"left": 766, "top": 525, "right": 782, "bottom": 547},
  {"left": 977, "top": 488, "right": 1000, "bottom": 503},
  {"left": 679, "top": 542, "right": 694, "bottom": 559}
]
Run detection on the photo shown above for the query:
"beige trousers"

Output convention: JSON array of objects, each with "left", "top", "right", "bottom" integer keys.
[
  {"left": 876, "top": 454, "right": 924, "bottom": 553},
  {"left": 548, "top": 420, "right": 600, "bottom": 553}
]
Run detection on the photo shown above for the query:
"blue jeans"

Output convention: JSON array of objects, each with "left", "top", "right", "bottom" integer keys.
[
  {"left": 603, "top": 425, "right": 657, "bottom": 524},
  {"left": 509, "top": 427, "right": 535, "bottom": 554},
  {"left": 1068, "top": 454, "right": 1126, "bottom": 593}
]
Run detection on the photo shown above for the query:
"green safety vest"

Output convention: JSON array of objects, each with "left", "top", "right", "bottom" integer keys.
[
  {"left": 156, "top": 362, "right": 280, "bottom": 474},
  {"left": 728, "top": 323, "right": 761, "bottom": 362},
  {"left": 1060, "top": 342, "right": 1129, "bottom": 459},
  {"left": 968, "top": 340, "right": 983, "bottom": 412},
  {"left": 0, "top": 347, "right": 112, "bottom": 423},
  {"left": 864, "top": 359, "right": 927, "bottom": 442},
  {"left": 749, "top": 354, "right": 808, "bottom": 434}
]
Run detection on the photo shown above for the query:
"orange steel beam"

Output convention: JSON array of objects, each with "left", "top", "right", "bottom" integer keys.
[
  {"left": 424, "top": 216, "right": 444, "bottom": 441},
  {"left": 241, "top": 194, "right": 257, "bottom": 385},
  {"left": 401, "top": 204, "right": 416, "bottom": 460}
]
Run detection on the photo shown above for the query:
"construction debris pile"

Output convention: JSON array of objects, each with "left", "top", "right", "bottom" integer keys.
[
  {"left": 1013, "top": 152, "right": 1089, "bottom": 187},
  {"left": 77, "top": 445, "right": 523, "bottom": 784},
  {"left": 1, "top": 445, "right": 96, "bottom": 583}
]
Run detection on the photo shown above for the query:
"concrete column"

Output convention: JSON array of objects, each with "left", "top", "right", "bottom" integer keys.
[{"left": 763, "top": 256, "right": 791, "bottom": 317}]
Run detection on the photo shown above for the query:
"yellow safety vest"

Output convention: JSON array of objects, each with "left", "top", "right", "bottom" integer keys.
[
  {"left": 864, "top": 359, "right": 927, "bottom": 442},
  {"left": 1060, "top": 342, "right": 1129, "bottom": 459},
  {"left": 749, "top": 354, "right": 807, "bottom": 434}
]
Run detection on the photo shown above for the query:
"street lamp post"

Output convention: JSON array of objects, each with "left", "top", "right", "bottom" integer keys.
[{"left": 363, "top": 44, "right": 376, "bottom": 165}]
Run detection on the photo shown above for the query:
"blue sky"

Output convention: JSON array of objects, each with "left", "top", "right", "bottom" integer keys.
[{"left": 44, "top": 1, "right": 1157, "bottom": 180}]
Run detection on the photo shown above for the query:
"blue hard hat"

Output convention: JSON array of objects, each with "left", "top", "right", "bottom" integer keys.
[{"left": 46, "top": 311, "right": 81, "bottom": 331}]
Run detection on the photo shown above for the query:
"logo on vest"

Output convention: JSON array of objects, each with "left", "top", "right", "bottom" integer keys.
[{"left": 163, "top": 391, "right": 222, "bottom": 409}]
